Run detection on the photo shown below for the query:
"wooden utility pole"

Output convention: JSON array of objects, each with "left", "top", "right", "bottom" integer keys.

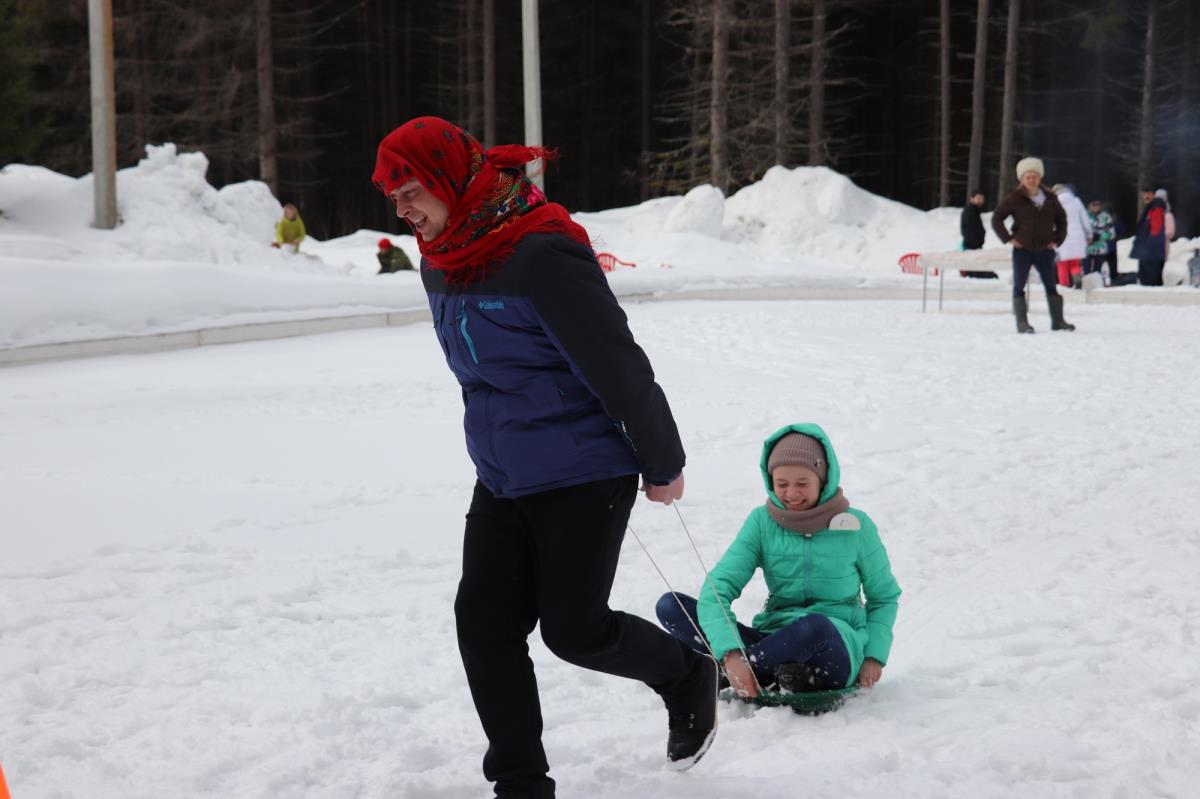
[
  {"left": 521, "top": 0, "right": 543, "bottom": 190},
  {"left": 774, "top": 0, "right": 791, "bottom": 168},
  {"left": 710, "top": 0, "right": 729, "bottom": 190},
  {"left": 255, "top": 0, "right": 278, "bottom": 196},
  {"left": 88, "top": 0, "right": 117, "bottom": 229},
  {"left": 1136, "top": 0, "right": 1156, "bottom": 212},
  {"left": 966, "top": 0, "right": 989, "bottom": 196},
  {"left": 996, "top": 0, "right": 1019, "bottom": 203}
]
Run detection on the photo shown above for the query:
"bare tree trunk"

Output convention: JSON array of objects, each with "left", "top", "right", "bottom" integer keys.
[
  {"left": 483, "top": 0, "right": 496, "bottom": 147},
  {"left": 938, "top": 0, "right": 950, "bottom": 205},
  {"left": 403, "top": 3, "right": 414, "bottom": 120},
  {"left": 774, "top": 0, "right": 791, "bottom": 167},
  {"left": 996, "top": 0, "right": 1019, "bottom": 204},
  {"left": 581, "top": 1, "right": 595, "bottom": 206},
  {"left": 808, "top": 0, "right": 827, "bottom": 166},
  {"left": 1090, "top": 21, "right": 1105, "bottom": 198},
  {"left": 124, "top": 0, "right": 152, "bottom": 161},
  {"left": 689, "top": 27, "right": 705, "bottom": 186},
  {"left": 360, "top": 3, "right": 379, "bottom": 160},
  {"left": 255, "top": 0, "right": 277, "bottom": 195},
  {"left": 966, "top": 0, "right": 989, "bottom": 195},
  {"left": 640, "top": 0, "right": 651, "bottom": 199},
  {"left": 710, "top": 0, "right": 729, "bottom": 190},
  {"left": 377, "top": 3, "right": 393, "bottom": 130},
  {"left": 456, "top": 6, "right": 466, "bottom": 128},
  {"left": 1136, "top": 0, "right": 1156, "bottom": 213},
  {"left": 467, "top": 0, "right": 481, "bottom": 135},
  {"left": 1175, "top": 0, "right": 1193, "bottom": 235}
]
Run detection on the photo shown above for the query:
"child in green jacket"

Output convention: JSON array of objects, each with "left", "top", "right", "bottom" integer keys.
[
  {"left": 656, "top": 423, "right": 901, "bottom": 697},
  {"left": 273, "top": 203, "right": 306, "bottom": 254}
]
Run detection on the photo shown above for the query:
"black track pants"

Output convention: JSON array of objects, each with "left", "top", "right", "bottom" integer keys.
[{"left": 455, "top": 476, "right": 698, "bottom": 798}]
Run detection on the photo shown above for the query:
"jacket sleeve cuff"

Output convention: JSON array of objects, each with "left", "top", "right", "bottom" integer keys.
[
  {"left": 643, "top": 471, "right": 681, "bottom": 487},
  {"left": 863, "top": 646, "right": 890, "bottom": 665}
]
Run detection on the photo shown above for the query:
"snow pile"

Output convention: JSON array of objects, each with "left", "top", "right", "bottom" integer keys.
[
  {"left": 3, "top": 147, "right": 1195, "bottom": 351},
  {"left": 578, "top": 165, "right": 971, "bottom": 277},
  {"left": 662, "top": 184, "right": 725, "bottom": 235},
  {"left": 304, "top": 228, "right": 423, "bottom": 281},
  {"left": 0, "top": 147, "right": 435, "bottom": 348},
  {"left": 721, "top": 165, "right": 965, "bottom": 269},
  {"left": 1, "top": 144, "right": 316, "bottom": 271},
  {"left": 1164, "top": 237, "right": 1199, "bottom": 286},
  {"left": 116, "top": 145, "right": 284, "bottom": 264}
]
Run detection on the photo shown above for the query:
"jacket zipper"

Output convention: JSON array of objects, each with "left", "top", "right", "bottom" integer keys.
[
  {"left": 434, "top": 300, "right": 455, "bottom": 369},
  {"left": 802, "top": 533, "right": 813, "bottom": 605}
]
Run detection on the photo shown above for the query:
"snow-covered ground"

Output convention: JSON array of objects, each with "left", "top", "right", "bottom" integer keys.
[
  {"left": 3, "top": 144, "right": 1199, "bottom": 797},
  {"left": 3, "top": 297, "right": 1200, "bottom": 799},
  {"left": 4, "top": 145, "right": 1195, "bottom": 350}
]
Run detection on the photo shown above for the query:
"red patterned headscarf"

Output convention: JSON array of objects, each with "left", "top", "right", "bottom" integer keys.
[{"left": 372, "top": 116, "right": 592, "bottom": 283}]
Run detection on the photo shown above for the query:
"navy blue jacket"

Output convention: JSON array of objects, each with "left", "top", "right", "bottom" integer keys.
[
  {"left": 960, "top": 204, "right": 986, "bottom": 250},
  {"left": 1130, "top": 199, "right": 1168, "bottom": 261},
  {"left": 422, "top": 233, "right": 685, "bottom": 498}
]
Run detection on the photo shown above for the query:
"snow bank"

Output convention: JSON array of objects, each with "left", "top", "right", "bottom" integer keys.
[
  {"left": 722, "top": 165, "right": 965, "bottom": 269},
  {"left": 4, "top": 147, "right": 1195, "bottom": 350},
  {"left": 663, "top": 184, "right": 725, "bottom": 235},
  {"left": 1, "top": 144, "right": 321, "bottom": 271},
  {"left": 578, "top": 165, "right": 973, "bottom": 275},
  {"left": 0, "top": 146, "right": 429, "bottom": 348}
]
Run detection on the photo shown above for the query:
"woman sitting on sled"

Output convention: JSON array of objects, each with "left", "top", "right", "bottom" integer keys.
[{"left": 657, "top": 423, "right": 901, "bottom": 700}]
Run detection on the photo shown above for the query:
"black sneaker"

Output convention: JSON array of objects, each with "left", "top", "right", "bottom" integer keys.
[{"left": 666, "top": 655, "right": 719, "bottom": 770}]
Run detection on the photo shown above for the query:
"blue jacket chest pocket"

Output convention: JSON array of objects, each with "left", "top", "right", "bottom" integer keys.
[
  {"left": 432, "top": 297, "right": 487, "bottom": 369},
  {"left": 455, "top": 301, "right": 480, "bottom": 364}
]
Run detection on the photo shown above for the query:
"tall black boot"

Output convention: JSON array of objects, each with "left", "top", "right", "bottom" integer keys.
[
  {"left": 1013, "top": 296, "right": 1035, "bottom": 334},
  {"left": 1049, "top": 293, "right": 1076, "bottom": 331}
]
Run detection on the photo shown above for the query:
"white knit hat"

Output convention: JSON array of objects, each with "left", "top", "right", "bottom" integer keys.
[{"left": 1015, "top": 157, "right": 1045, "bottom": 180}]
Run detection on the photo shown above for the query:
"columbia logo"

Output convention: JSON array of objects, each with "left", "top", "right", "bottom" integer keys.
[{"left": 478, "top": 300, "right": 505, "bottom": 310}]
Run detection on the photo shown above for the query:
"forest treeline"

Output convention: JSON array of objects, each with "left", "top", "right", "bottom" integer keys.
[{"left": 2, "top": 0, "right": 1196, "bottom": 239}]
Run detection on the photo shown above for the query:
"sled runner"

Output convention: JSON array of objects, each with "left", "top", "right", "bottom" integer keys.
[{"left": 720, "top": 685, "right": 858, "bottom": 716}]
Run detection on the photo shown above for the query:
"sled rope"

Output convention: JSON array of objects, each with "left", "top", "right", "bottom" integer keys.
[
  {"left": 672, "top": 503, "right": 764, "bottom": 694},
  {"left": 627, "top": 502, "right": 763, "bottom": 695}
]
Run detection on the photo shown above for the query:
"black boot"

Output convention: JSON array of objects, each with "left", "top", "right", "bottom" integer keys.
[
  {"left": 1049, "top": 293, "right": 1076, "bottom": 331},
  {"left": 776, "top": 661, "right": 820, "bottom": 693},
  {"left": 1013, "top": 296, "right": 1035, "bottom": 334},
  {"left": 666, "top": 655, "right": 719, "bottom": 771}
]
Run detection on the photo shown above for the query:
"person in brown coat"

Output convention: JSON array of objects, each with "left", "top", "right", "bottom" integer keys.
[{"left": 991, "top": 157, "right": 1075, "bottom": 334}]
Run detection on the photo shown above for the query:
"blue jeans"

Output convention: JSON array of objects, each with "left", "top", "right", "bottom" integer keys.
[
  {"left": 655, "top": 592, "right": 851, "bottom": 690},
  {"left": 1012, "top": 247, "right": 1060, "bottom": 299},
  {"left": 1083, "top": 254, "right": 1106, "bottom": 275}
]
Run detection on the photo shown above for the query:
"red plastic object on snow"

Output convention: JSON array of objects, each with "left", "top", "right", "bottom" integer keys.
[
  {"left": 898, "top": 252, "right": 938, "bottom": 277},
  {"left": 596, "top": 252, "right": 637, "bottom": 272}
]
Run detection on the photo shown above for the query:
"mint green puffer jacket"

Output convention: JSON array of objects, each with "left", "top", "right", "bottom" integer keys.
[{"left": 696, "top": 423, "right": 901, "bottom": 686}]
